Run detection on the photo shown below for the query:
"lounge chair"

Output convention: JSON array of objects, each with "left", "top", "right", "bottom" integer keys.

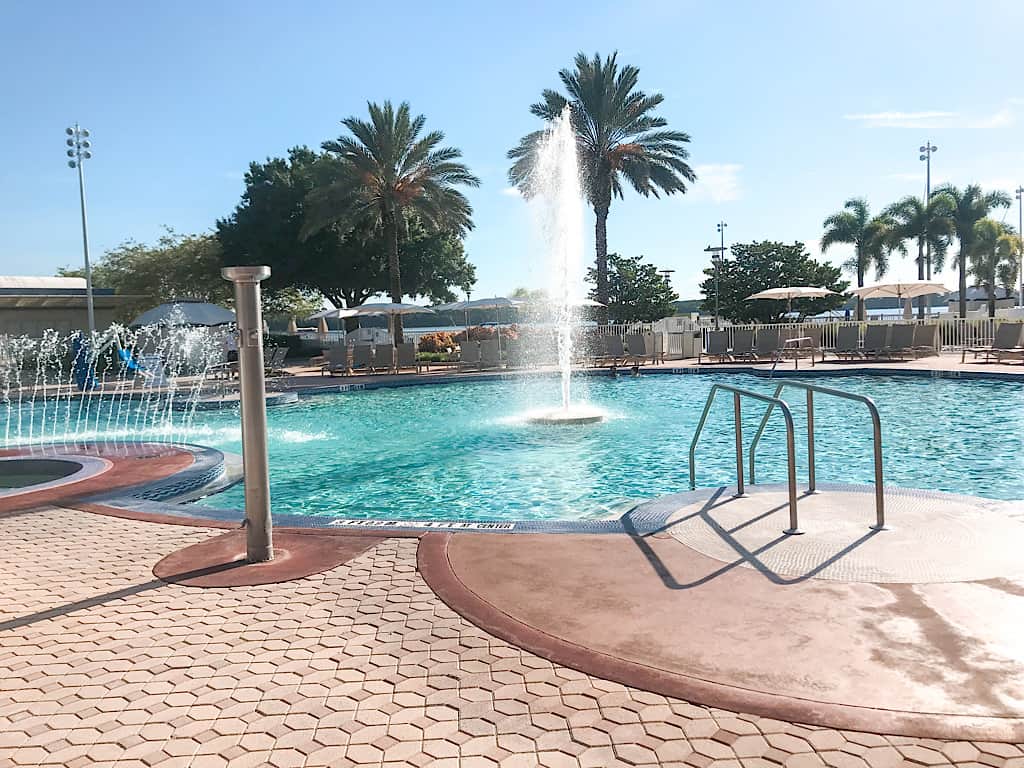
[
  {"left": 730, "top": 329, "right": 756, "bottom": 361},
  {"left": 882, "top": 324, "right": 916, "bottom": 360},
  {"left": 459, "top": 341, "right": 481, "bottom": 370},
  {"left": 393, "top": 342, "right": 419, "bottom": 373},
  {"left": 860, "top": 324, "right": 891, "bottom": 359},
  {"left": 961, "top": 322, "right": 1024, "bottom": 363},
  {"left": 698, "top": 330, "right": 732, "bottom": 364},
  {"left": 320, "top": 346, "right": 350, "bottom": 377},
  {"left": 351, "top": 344, "right": 374, "bottom": 373},
  {"left": 505, "top": 338, "right": 524, "bottom": 368},
  {"left": 480, "top": 339, "right": 502, "bottom": 369},
  {"left": 829, "top": 325, "right": 860, "bottom": 360},
  {"left": 624, "top": 334, "right": 649, "bottom": 367},
  {"left": 753, "top": 328, "right": 779, "bottom": 361},
  {"left": 912, "top": 324, "right": 940, "bottom": 357},
  {"left": 595, "top": 336, "right": 626, "bottom": 367},
  {"left": 264, "top": 347, "right": 289, "bottom": 376}
]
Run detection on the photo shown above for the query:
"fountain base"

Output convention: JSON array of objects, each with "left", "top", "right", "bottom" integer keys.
[{"left": 527, "top": 407, "right": 605, "bottom": 425}]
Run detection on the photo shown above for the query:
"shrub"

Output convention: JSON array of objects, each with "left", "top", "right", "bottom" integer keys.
[
  {"left": 453, "top": 325, "right": 520, "bottom": 343},
  {"left": 417, "top": 332, "right": 456, "bottom": 353}
]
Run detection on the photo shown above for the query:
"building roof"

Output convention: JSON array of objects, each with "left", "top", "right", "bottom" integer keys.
[{"left": 0, "top": 276, "right": 87, "bottom": 290}]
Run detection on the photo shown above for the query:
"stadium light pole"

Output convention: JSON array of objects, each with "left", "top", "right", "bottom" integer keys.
[
  {"left": 919, "top": 142, "right": 937, "bottom": 317},
  {"left": 1016, "top": 186, "right": 1023, "bottom": 308},
  {"left": 66, "top": 125, "right": 96, "bottom": 337}
]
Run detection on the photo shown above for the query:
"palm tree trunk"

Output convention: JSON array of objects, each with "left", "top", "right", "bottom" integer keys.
[
  {"left": 594, "top": 203, "right": 609, "bottom": 325},
  {"left": 988, "top": 281, "right": 996, "bottom": 318},
  {"left": 385, "top": 211, "right": 404, "bottom": 344},
  {"left": 917, "top": 239, "right": 925, "bottom": 320},
  {"left": 958, "top": 250, "right": 968, "bottom": 319},
  {"left": 856, "top": 259, "right": 866, "bottom": 322}
]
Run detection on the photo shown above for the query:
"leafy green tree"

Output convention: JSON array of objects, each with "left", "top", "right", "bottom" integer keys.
[
  {"left": 507, "top": 52, "right": 695, "bottom": 316},
  {"left": 217, "top": 147, "right": 475, "bottom": 313},
  {"left": 59, "top": 229, "right": 232, "bottom": 320},
  {"left": 699, "top": 241, "right": 849, "bottom": 323},
  {"left": 302, "top": 101, "right": 480, "bottom": 341},
  {"left": 932, "top": 184, "right": 1012, "bottom": 317},
  {"left": 820, "top": 199, "right": 899, "bottom": 320},
  {"left": 586, "top": 253, "right": 677, "bottom": 323},
  {"left": 969, "top": 219, "right": 1021, "bottom": 317}
]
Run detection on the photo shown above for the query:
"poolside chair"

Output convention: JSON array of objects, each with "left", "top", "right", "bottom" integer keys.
[
  {"left": 752, "top": 328, "right": 779, "bottom": 362},
  {"left": 829, "top": 325, "right": 860, "bottom": 360},
  {"left": 264, "top": 347, "right": 289, "bottom": 376},
  {"left": 351, "top": 344, "right": 374, "bottom": 373},
  {"left": 595, "top": 336, "right": 626, "bottom": 367},
  {"left": 394, "top": 342, "right": 419, "bottom": 373},
  {"left": 860, "top": 324, "right": 891, "bottom": 359},
  {"left": 459, "top": 341, "right": 481, "bottom": 371},
  {"left": 730, "top": 329, "right": 756, "bottom": 361},
  {"left": 882, "top": 324, "right": 916, "bottom": 360},
  {"left": 912, "top": 324, "right": 940, "bottom": 358},
  {"left": 479, "top": 339, "right": 502, "bottom": 369},
  {"left": 320, "top": 345, "right": 350, "bottom": 377},
  {"left": 624, "top": 334, "right": 648, "bottom": 367},
  {"left": 961, "top": 322, "right": 1024, "bottom": 364},
  {"left": 698, "top": 330, "right": 732, "bottom": 364},
  {"left": 504, "top": 338, "right": 524, "bottom": 369}
]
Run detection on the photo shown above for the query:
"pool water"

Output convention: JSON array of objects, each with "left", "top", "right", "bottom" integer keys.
[{"left": 181, "top": 373, "right": 1024, "bottom": 520}]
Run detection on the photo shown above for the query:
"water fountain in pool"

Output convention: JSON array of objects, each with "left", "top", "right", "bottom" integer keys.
[{"left": 526, "top": 106, "right": 605, "bottom": 425}]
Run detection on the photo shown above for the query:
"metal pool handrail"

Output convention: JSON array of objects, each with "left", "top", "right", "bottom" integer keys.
[
  {"left": 748, "top": 381, "right": 886, "bottom": 530},
  {"left": 688, "top": 383, "right": 802, "bottom": 534}
]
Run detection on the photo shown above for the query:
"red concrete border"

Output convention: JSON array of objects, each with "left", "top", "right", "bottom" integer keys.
[
  {"left": 418, "top": 532, "right": 1024, "bottom": 742},
  {"left": 153, "top": 530, "right": 385, "bottom": 587}
]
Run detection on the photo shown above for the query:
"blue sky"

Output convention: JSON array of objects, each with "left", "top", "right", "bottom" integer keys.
[{"left": 1, "top": 0, "right": 1022, "bottom": 303}]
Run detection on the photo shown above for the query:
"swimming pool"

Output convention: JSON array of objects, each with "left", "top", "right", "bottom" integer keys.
[{"left": 178, "top": 372, "right": 1024, "bottom": 520}]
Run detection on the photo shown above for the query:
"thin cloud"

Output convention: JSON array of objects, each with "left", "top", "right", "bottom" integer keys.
[
  {"left": 969, "top": 107, "right": 1015, "bottom": 129},
  {"left": 843, "top": 111, "right": 958, "bottom": 129},
  {"left": 501, "top": 186, "right": 522, "bottom": 198},
  {"left": 687, "top": 163, "right": 742, "bottom": 203}
]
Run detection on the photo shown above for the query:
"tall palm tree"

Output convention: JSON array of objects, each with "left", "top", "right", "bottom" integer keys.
[
  {"left": 820, "top": 199, "right": 899, "bottom": 320},
  {"left": 884, "top": 194, "right": 954, "bottom": 318},
  {"left": 507, "top": 52, "right": 696, "bottom": 315},
  {"left": 969, "top": 219, "right": 1020, "bottom": 317},
  {"left": 932, "top": 184, "right": 1011, "bottom": 318},
  {"left": 302, "top": 101, "right": 480, "bottom": 342}
]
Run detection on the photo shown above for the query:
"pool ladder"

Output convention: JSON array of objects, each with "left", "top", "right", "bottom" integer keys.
[{"left": 688, "top": 382, "right": 887, "bottom": 534}]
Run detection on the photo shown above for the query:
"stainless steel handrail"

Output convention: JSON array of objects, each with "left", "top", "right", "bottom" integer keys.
[
  {"left": 688, "top": 384, "right": 802, "bottom": 534},
  {"left": 748, "top": 381, "right": 886, "bottom": 530}
]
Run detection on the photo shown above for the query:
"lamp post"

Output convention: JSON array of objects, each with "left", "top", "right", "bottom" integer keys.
[
  {"left": 65, "top": 124, "right": 96, "bottom": 337},
  {"left": 705, "top": 245, "right": 727, "bottom": 329},
  {"left": 1016, "top": 186, "right": 1023, "bottom": 309},
  {"left": 919, "top": 142, "right": 937, "bottom": 318}
]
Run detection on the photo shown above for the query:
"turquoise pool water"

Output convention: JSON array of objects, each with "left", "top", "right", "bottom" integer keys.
[{"left": 182, "top": 373, "right": 1024, "bottom": 520}]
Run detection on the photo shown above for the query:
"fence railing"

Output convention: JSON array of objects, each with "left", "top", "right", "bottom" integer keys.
[{"left": 695, "top": 317, "right": 1002, "bottom": 353}]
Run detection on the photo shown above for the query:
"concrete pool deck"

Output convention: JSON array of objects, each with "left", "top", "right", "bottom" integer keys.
[{"left": 3, "top": 506, "right": 1024, "bottom": 768}]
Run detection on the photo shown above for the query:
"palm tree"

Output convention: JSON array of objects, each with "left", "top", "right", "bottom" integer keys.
[
  {"left": 932, "top": 184, "right": 1011, "bottom": 318},
  {"left": 969, "top": 219, "right": 1021, "bottom": 317},
  {"left": 884, "top": 194, "right": 954, "bottom": 318},
  {"left": 507, "top": 52, "right": 695, "bottom": 315},
  {"left": 302, "top": 101, "right": 480, "bottom": 342},
  {"left": 820, "top": 199, "right": 899, "bottom": 320}
]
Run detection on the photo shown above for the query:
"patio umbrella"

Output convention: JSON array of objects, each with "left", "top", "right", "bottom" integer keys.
[
  {"left": 317, "top": 316, "right": 329, "bottom": 335},
  {"left": 130, "top": 299, "right": 235, "bottom": 327},
  {"left": 287, "top": 317, "right": 298, "bottom": 334},
  {"left": 322, "top": 302, "right": 435, "bottom": 344},
  {"left": 438, "top": 297, "right": 524, "bottom": 352},
  {"left": 746, "top": 286, "right": 838, "bottom": 314},
  {"left": 850, "top": 280, "right": 951, "bottom": 319}
]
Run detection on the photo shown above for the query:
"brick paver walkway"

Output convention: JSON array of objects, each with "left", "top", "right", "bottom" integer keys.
[{"left": 2, "top": 508, "right": 1023, "bottom": 767}]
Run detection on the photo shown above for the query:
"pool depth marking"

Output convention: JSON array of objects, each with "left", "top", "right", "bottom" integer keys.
[{"left": 328, "top": 518, "right": 516, "bottom": 530}]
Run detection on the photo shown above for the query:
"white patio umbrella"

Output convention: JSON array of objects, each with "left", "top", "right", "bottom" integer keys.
[
  {"left": 746, "top": 286, "right": 839, "bottom": 314},
  {"left": 435, "top": 297, "right": 524, "bottom": 352},
  {"left": 130, "top": 299, "right": 235, "bottom": 327},
  {"left": 322, "top": 302, "right": 435, "bottom": 344},
  {"left": 850, "top": 280, "right": 951, "bottom": 319}
]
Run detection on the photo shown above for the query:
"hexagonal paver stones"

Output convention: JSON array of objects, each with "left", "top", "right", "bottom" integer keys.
[{"left": 0, "top": 508, "right": 1021, "bottom": 768}]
